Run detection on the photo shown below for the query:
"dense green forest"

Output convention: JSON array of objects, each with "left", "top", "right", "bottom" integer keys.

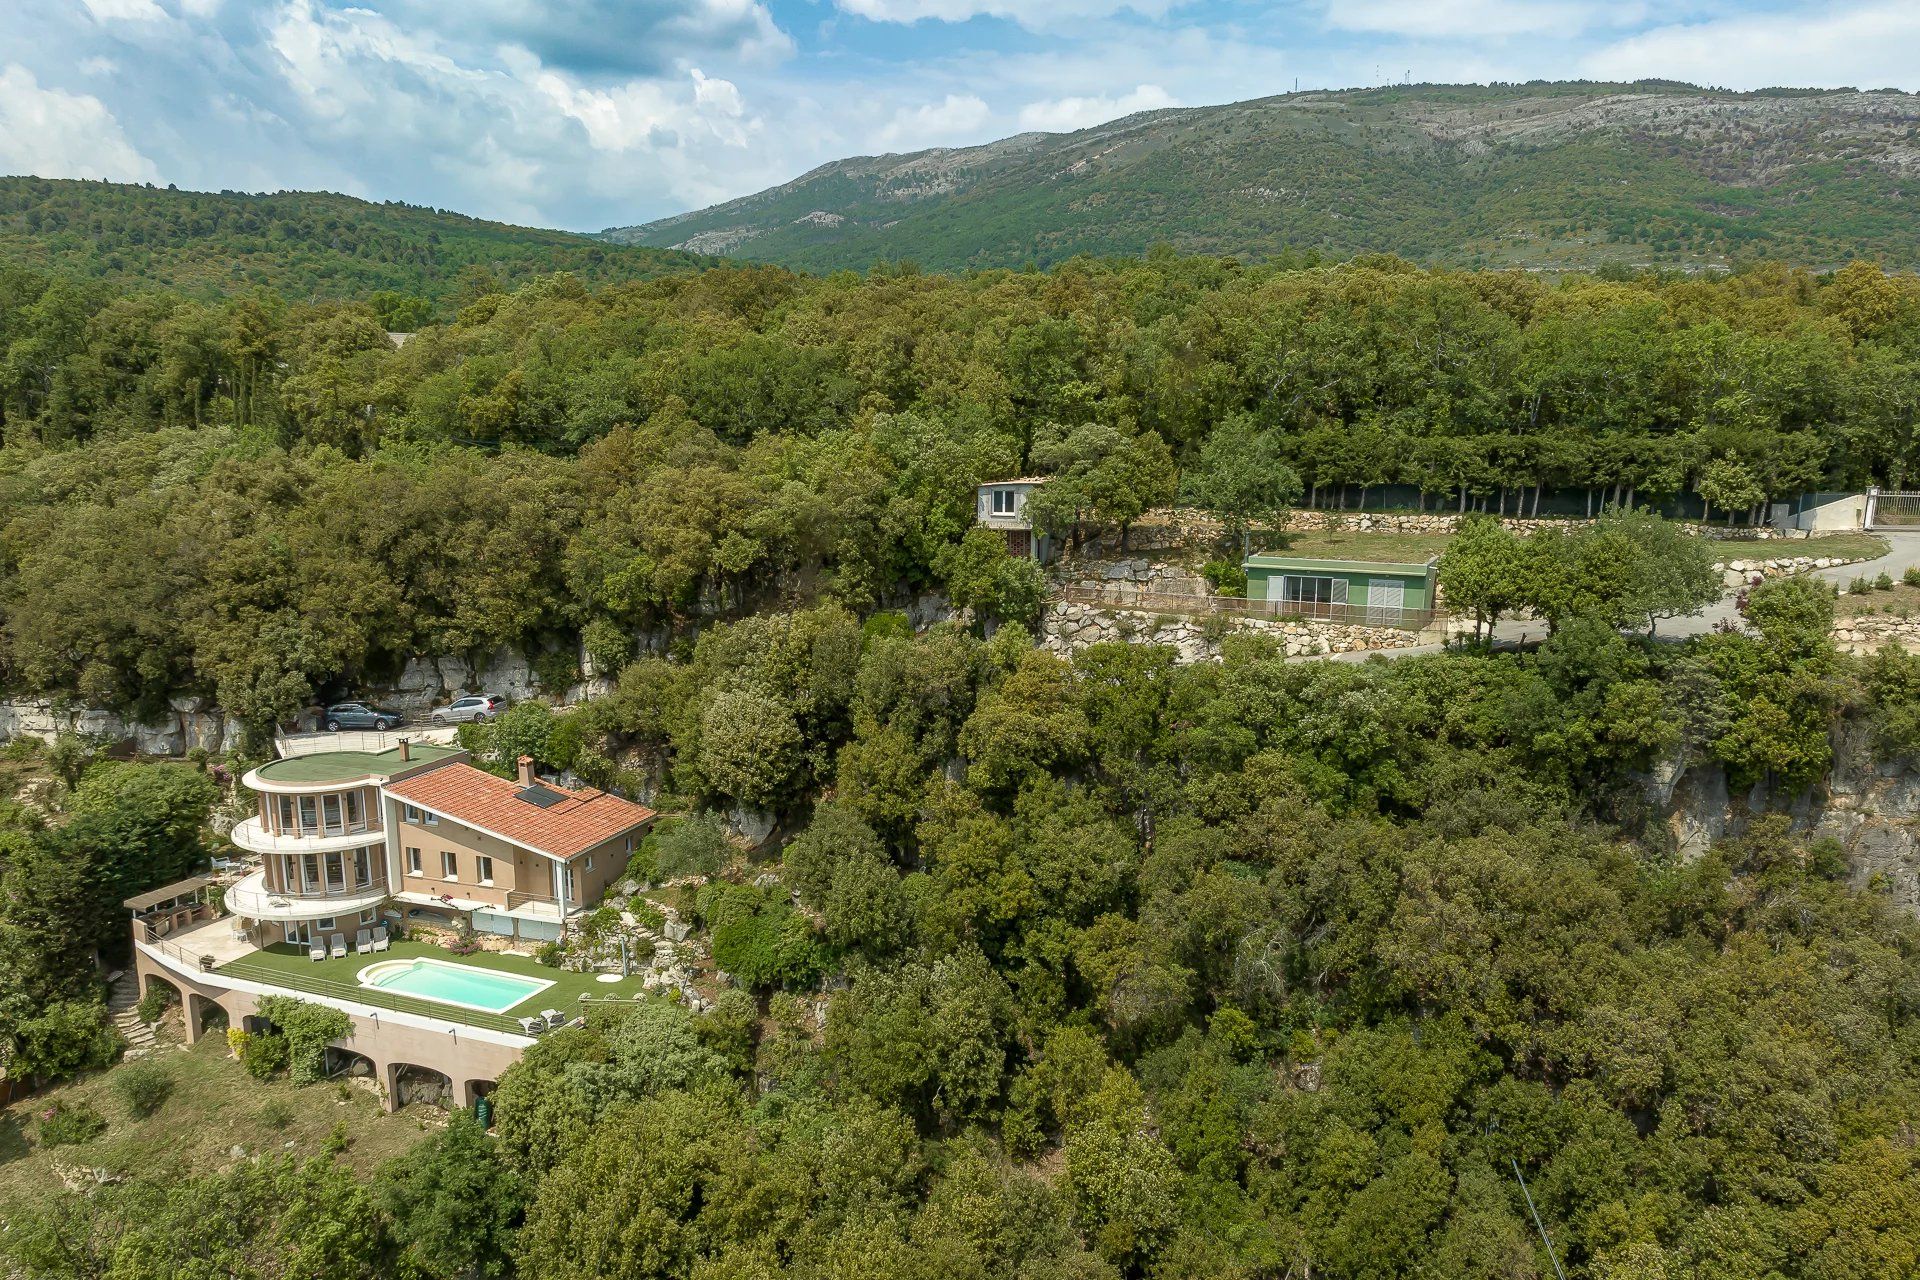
[
  {"left": 0, "top": 179, "right": 709, "bottom": 308},
  {"left": 13, "top": 580, "right": 1920, "bottom": 1278},
  {"left": 4, "top": 252, "right": 1920, "bottom": 732},
  {"left": 610, "top": 82, "right": 1920, "bottom": 274},
  {"left": 8, "top": 249, "right": 1920, "bottom": 1279}
]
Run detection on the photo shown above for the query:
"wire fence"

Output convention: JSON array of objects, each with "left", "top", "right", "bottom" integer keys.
[{"left": 1057, "top": 586, "right": 1440, "bottom": 632}]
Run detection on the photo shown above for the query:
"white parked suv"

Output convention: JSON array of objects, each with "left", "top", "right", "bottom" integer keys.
[{"left": 430, "top": 694, "right": 506, "bottom": 725}]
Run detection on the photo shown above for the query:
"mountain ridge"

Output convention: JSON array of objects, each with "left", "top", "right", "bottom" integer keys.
[
  {"left": 603, "top": 81, "right": 1920, "bottom": 273},
  {"left": 0, "top": 177, "right": 711, "bottom": 303}
]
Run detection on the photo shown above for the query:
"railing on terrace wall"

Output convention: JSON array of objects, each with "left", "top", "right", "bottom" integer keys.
[
  {"left": 224, "top": 878, "right": 390, "bottom": 914},
  {"left": 139, "top": 918, "right": 222, "bottom": 972},
  {"left": 210, "top": 954, "right": 536, "bottom": 1036},
  {"left": 1058, "top": 586, "right": 1440, "bottom": 632}
]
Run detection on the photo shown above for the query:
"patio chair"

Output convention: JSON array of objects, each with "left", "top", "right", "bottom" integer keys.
[
  {"left": 309, "top": 938, "right": 326, "bottom": 962},
  {"left": 354, "top": 928, "right": 372, "bottom": 955},
  {"left": 371, "top": 925, "right": 391, "bottom": 952},
  {"left": 517, "top": 1016, "right": 545, "bottom": 1037},
  {"left": 540, "top": 1008, "right": 565, "bottom": 1030},
  {"left": 329, "top": 932, "right": 347, "bottom": 959}
]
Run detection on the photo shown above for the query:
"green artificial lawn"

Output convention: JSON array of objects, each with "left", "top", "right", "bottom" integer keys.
[
  {"left": 251, "top": 743, "right": 461, "bottom": 784},
  {"left": 218, "top": 940, "right": 647, "bottom": 1033}
]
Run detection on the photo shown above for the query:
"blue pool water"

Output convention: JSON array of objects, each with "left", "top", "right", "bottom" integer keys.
[{"left": 361, "top": 958, "right": 551, "bottom": 1013}]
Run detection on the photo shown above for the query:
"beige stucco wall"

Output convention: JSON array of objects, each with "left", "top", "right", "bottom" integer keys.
[
  {"left": 393, "top": 815, "right": 538, "bottom": 906},
  {"left": 133, "top": 946, "right": 526, "bottom": 1111},
  {"left": 391, "top": 814, "right": 644, "bottom": 911}
]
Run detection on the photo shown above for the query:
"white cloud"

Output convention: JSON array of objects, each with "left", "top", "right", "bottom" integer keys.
[
  {"left": 1323, "top": 0, "right": 1647, "bottom": 39},
  {"left": 835, "top": 0, "right": 1175, "bottom": 27},
  {"left": 78, "top": 56, "right": 119, "bottom": 76},
  {"left": 876, "top": 92, "right": 993, "bottom": 149},
  {"left": 1584, "top": 2, "right": 1920, "bottom": 90},
  {"left": 79, "top": 0, "right": 169, "bottom": 21},
  {"left": 1017, "top": 82, "right": 1176, "bottom": 132},
  {"left": 0, "top": 63, "right": 159, "bottom": 182}
]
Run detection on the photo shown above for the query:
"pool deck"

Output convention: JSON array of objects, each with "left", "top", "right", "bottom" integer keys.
[{"left": 217, "top": 940, "right": 647, "bottom": 1021}]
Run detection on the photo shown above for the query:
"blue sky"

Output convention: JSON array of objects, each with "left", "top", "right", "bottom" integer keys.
[{"left": 3, "top": 0, "right": 1918, "bottom": 231}]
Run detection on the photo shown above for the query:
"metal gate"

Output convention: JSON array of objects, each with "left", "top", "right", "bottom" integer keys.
[{"left": 1866, "top": 488, "right": 1920, "bottom": 530}]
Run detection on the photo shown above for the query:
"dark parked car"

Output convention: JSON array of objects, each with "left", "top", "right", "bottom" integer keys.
[
  {"left": 430, "top": 693, "right": 506, "bottom": 725},
  {"left": 323, "top": 702, "right": 401, "bottom": 731}
]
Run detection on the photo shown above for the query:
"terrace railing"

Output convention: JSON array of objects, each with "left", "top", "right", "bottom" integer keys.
[
  {"left": 212, "top": 954, "right": 537, "bottom": 1036},
  {"left": 138, "top": 918, "right": 222, "bottom": 973},
  {"left": 1058, "top": 586, "right": 1440, "bottom": 632}
]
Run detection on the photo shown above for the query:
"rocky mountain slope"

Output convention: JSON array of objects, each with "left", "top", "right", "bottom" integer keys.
[{"left": 605, "top": 81, "right": 1920, "bottom": 273}]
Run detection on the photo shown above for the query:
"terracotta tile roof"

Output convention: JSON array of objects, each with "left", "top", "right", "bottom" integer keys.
[{"left": 384, "top": 762, "right": 655, "bottom": 860}]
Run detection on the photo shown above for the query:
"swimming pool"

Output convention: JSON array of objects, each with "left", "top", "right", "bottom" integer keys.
[{"left": 356, "top": 957, "right": 554, "bottom": 1014}]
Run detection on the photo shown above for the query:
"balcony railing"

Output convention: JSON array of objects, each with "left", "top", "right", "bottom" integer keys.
[
  {"left": 138, "top": 916, "right": 222, "bottom": 973},
  {"left": 1057, "top": 586, "right": 1440, "bottom": 632},
  {"left": 225, "top": 874, "right": 389, "bottom": 917}
]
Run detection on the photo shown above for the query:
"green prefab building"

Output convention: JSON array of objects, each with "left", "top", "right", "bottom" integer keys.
[{"left": 1241, "top": 554, "right": 1438, "bottom": 628}]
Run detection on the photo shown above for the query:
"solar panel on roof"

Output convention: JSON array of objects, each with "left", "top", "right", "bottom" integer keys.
[{"left": 517, "top": 784, "right": 567, "bottom": 808}]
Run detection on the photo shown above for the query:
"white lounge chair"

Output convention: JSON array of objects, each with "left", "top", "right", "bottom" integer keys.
[
  {"left": 309, "top": 939, "right": 326, "bottom": 962},
  {"left": 354, "top": 928, "right": 372, "bottom": 955},
  {"left": 517, "top": 1016, "right": 544, "bottom": 1037},
  {"left": 371, "top": 925, "right": 391, "bottom": 952},
  {"left": 540, "top": 1008, "right": 565, "bottom": 1030},
  {"left": 329, "top": 932, "right": 347, "bottom": 959}
]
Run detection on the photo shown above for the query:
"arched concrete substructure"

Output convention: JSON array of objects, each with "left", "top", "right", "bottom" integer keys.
[
  {"left": 384, "top": 1062, "right": 454, "bottom": 1113},
  {"left": 132, "top": 940, "right": 532, "bottom": 1111},
  {"left": 183, "top": 991, "right": 226, "bottom": 1044},
  {"left": 324, "top": 1045, "right": 377, "bottom": 1080}
]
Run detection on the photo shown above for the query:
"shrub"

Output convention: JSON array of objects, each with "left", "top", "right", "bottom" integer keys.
[
  {"left": 37, "top": 1101, "right": 107, "bottom": 1148},
  {"left": 446, "top": 925, "right": 481, "bottom": 956},
  {"left": 256, "top": 996, "right": 353, "bottom": 1085},
  {"left": 1850, "top": 576, "right": 1872, "bottom": 594},
  {"left": 260, "top": 1098, "right": 296, "bottom": 1130},
  {"left": 135, "top": 986, "right": 175, "bottom": 1025},
  {"left": 12, "top": 1000, "right": 119, "bottom": 1081},
  {"left": 532, "top": 648, "right": 581, "bottom": 693},
  {"left": 711, "top": 897, "right": 828, "bottom": 990},
  {"left": 1904, "top": 566, "right": 1920, "bottom": 588},
  {"left": 581, "top": 617, "right": 631, "bottom": 676},
  {"left": 1877, "top": 572, "right": 1896, "bottom": 591},
  {"left": 1201, "top": 559, "right": 1247, "bottom": 597},
  {"left": 114, "top": 1061, "right": 173, "bottom": 1117},
  {"left": 652, "top": 813, "right": 729, "bottom": 881},
  {"left": 629, "top": 898, "right": 667, "bottom": 932},
  {"left": 241, "top": 1031, "right": 290, "bottom": 1079}
]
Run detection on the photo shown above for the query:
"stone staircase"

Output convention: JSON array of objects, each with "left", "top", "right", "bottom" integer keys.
[{"left": 106, "top": 969, "right": 161, "bottom": 1059}]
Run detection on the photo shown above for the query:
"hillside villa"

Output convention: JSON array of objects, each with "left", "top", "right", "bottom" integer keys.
[
  {"left": 128, "top": 741, "right": 655, "bottom": 1111},
  {"left": 977, "top": 477, "right": 1058, "bottom": 563}
]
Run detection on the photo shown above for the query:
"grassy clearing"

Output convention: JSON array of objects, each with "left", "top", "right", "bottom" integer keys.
[
  {"left": 219, "top": 939, "right": 649, "bottom": 1029},
  {"left": 0, "top": 1033, "right": 432, "bottom": 1213},
  {"left": 1269, "top": 530, "right": 1455, "bottom": 562}
]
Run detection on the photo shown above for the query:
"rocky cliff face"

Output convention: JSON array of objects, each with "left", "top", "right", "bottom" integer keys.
[{"left": 1651, "top": 721, "right": 1920, "bottom": 918}]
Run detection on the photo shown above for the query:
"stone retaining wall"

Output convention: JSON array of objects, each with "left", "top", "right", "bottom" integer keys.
[
  {"left": 1714, "top": 554, "right": 1862, "bottom": 587},
  {"left": 1836, "top": 614, "right": 1920, "bottom": 654},
  {"left": 1100, "top": 506, "right": 1800, "bottom": 552},
  {"left": 1040, "top": 600, "right": 1427, "bottom": 662}
]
